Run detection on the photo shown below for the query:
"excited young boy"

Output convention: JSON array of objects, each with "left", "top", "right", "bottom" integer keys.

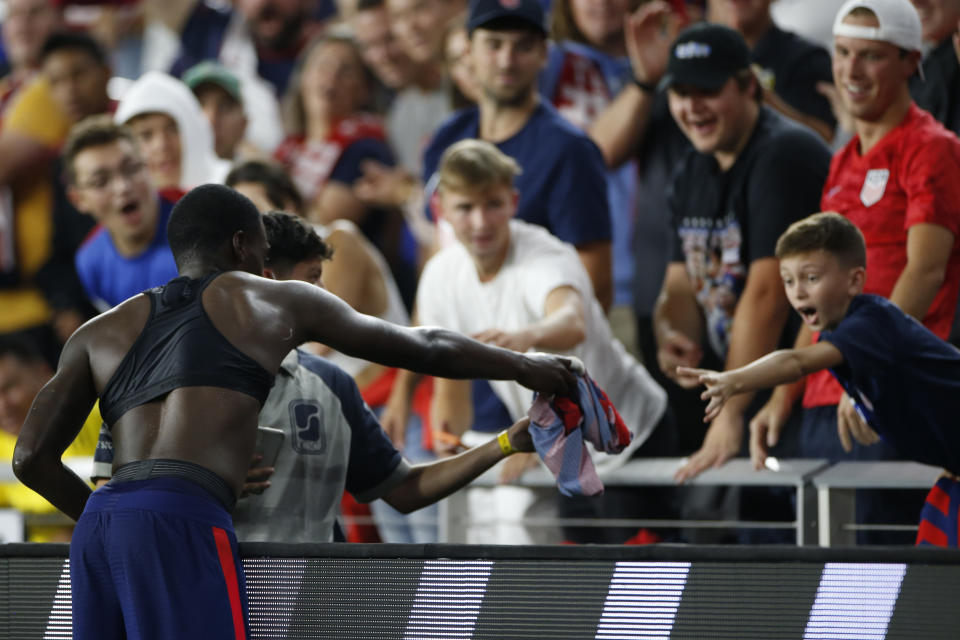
[{"left": 677, "top": 212, "right": 960, "bottom": 546}]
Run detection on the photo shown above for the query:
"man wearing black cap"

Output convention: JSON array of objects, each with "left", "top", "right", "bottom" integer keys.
[
  {"left": 653, "top": 23, "right": 832, "bottom": 484},
  {"left": 420, "top": 0, "right": 614, "bottom": 311}
]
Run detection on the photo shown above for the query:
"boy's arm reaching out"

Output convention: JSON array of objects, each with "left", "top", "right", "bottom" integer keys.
[
  {"left": 677, "top": 341, "right": 845, "bottom": 466},
  {"left": 677, "top": 342, "right": 845, "bottom": 422}
]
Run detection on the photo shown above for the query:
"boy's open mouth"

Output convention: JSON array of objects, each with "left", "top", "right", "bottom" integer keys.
[{"left": 797, "top": 306, "right": 818, "bottom": 325}]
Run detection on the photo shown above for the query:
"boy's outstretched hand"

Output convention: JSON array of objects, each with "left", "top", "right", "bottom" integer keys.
[{"left": 675, "top": 366, "right": 739, "bottom": 423}]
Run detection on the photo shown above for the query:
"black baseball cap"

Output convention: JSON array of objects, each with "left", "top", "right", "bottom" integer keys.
[
  {"left": 660, "top": 23, "right": 751, "bottom": 92},
  {"left": 466, "top": 0, "right": 546, "bottom": 37}
]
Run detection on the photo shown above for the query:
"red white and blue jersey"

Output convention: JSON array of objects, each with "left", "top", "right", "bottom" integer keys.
[{"left": 804, "top": 104, "right": 960, "bottom": 409}]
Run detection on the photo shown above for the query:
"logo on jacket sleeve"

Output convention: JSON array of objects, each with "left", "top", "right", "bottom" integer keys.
[
  {"left": 289, "top": 400, "right": 327, "bottom": 454},
  {"left": 860, "top": 169, "right": 889, "bottom": 207}
]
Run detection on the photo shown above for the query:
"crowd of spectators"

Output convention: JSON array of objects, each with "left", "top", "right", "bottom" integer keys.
[{"left": 1, "top": 0, "right": 959, "bottom": 545}]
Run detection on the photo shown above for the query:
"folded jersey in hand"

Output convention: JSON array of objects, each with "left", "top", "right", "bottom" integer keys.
[{"left": 528, "top": 374, "right": 632, "bottom": 496}]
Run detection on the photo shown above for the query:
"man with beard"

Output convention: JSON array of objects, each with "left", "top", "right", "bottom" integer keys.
[{"left": 421, "top": 0, "right": 613, "bottom": 311}]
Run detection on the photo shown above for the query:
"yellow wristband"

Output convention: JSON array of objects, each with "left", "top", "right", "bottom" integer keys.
[{"left": 497, "top": 429, "right": 516, "bottom": 456}]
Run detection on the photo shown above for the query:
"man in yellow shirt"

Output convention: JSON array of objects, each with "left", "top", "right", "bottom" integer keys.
[{"left": 0, "top": 337, "right": 99, "bottom": 541}]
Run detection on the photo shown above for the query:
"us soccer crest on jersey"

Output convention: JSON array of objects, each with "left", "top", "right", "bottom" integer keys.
[{"left": 860, "top": 168, "right": 890, "bottom": 207}]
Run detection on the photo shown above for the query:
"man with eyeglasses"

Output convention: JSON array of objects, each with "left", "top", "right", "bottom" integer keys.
[{"left": 64, "top": 116, "right": 178, "bottom": 310}]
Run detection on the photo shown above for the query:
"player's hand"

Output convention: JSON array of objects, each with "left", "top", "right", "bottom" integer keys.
[
  {"left": 473, "top": 328, "right": 535, "bottom": 353},
  {"left": 624, "top": 0, "right": 678, "bottom": 85},
  {"left": 837, "top": 392, "right": 879, "bottom": 452},
  {"left": 748, "top": 390, "right": 794, "bottom": 470},
  {"left": 657, "top": 330, "right": 702, "bottom": 386},
  {"left": 517, "top": 352, "right": 584, "bottom": 399},
  {"left": 674, "top": 412, "right": 742, "bottom": 483},
  {"left": 240, "top": 454, "right": 275, "bottom": 497}
]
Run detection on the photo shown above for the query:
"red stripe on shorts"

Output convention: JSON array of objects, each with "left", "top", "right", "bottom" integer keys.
[
  {"left": 212, "top": 526, "right": 247, "bottom": 640},
  {"left": 916, "top": 519, "right": 948, "bottom": 547},
  {"left": 927, "top": 484, "right": 952, "bottom": 517}
]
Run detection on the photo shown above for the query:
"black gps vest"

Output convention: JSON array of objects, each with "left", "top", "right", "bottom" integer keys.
[{"left": 99, "top": 272, "right": 274, "bottom": 426}]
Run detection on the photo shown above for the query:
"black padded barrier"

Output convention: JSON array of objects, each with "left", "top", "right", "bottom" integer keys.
[{"left": 3, "top": 543, "right": 960, "bottom": 639}]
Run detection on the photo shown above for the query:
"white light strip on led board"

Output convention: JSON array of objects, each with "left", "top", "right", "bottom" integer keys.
[
  {"left": 403, "top": 559, "right": 494, "bottom": 640},
  {"left": 803, "top": 562, "right": 907, "bottom": 640},
  {"left": 595, "top": 561, "right": 691, "bottom": 640}
]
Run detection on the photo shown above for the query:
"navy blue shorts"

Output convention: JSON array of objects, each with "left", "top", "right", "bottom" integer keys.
[{"left": 70, "top": 477, "right": 248, "bottom": 640}]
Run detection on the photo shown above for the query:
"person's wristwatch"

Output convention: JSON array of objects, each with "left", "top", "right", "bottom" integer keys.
[{"left": 634, "top": 78, "right": 657, "bottom": 93}]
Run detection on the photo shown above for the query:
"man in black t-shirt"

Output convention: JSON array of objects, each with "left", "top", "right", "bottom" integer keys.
[
  {"left": 653, "top": 24, "right": 832, "bottom": 483},
  {"left": 909, "top": 0, "right": 960, "bottom": 136}
]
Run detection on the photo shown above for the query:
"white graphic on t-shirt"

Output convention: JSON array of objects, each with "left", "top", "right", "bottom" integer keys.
[
  {"left": 678, "top": 215, "right": 746, "bottom": 358},
  {"left": 860, "top": 168, "right": 890, "bottom": 207},
  {"left": 289, "top": 400, "right": 327, "bottom": 454}
]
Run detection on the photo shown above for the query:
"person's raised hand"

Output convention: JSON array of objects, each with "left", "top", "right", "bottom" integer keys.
[{"left": 625, "top": 1, "right": 679, "bottom": 85}]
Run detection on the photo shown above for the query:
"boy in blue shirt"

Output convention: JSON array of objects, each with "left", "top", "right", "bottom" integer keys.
[
  {"left": 65, "top": 115, "right": 178, "bottom": 310},
  {"left": 677, "top": 212, "right": 960, "bottom": 546}
]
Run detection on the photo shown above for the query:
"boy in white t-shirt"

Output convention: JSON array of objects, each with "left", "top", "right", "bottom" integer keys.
[{"left": 417, "top": 139, "right": 677, "bottom": 543}]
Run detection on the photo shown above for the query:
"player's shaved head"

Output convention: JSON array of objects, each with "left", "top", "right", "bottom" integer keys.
[{"left": 167, "top": 183, "right": 264, "bottom": 269}]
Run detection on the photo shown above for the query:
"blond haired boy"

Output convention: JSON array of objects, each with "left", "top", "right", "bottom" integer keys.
[{"left": 418, "top": 139, "right": 674, "bottom": 543}]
